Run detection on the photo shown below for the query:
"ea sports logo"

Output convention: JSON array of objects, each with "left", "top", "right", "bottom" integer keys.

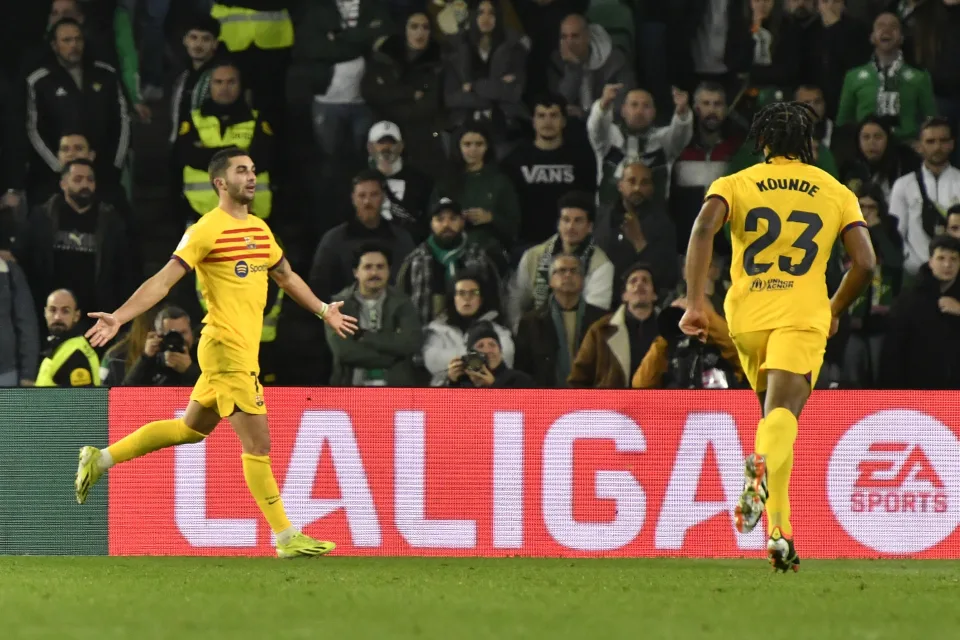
[
  {"left": 235, "top": 260, "right": 249, "bottom": 278},
  {"left": 827, "top": 410, "right": 960, "bottom": 553}
]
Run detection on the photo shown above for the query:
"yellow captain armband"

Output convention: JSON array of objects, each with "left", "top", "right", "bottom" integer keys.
[{"left": 315, "top": 302, "right": 329, "bottom": 321}]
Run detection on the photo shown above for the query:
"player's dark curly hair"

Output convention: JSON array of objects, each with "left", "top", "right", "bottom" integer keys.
[{"left": 749, "top": 101, "right": 818, "bottom": 164}]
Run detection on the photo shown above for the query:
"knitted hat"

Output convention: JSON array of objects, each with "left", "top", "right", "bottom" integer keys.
[{"left": 466, "top": 321, "right": 500, "bottom": 349}]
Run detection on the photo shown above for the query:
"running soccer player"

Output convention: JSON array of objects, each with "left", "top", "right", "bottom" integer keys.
[
  {"left": 76, "top": 148, "right": 359, "bottom": 558},
  {"left": 679, "top": 102, "right": 877, "bottom": 572}
]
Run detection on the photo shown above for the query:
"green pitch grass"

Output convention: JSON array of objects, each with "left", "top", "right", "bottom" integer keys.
[{"left": 4, "top": 558, "right": 960, "bottom": 639}]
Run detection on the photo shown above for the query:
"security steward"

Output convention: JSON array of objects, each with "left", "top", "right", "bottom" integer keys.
[
  {"left": 211, "top": 1, "right": 292, "bottom": 121},
  {"left": 174, "top": 60, "right": 275, "bottom": 225},
  {"left": 35, "top": 289, "right": 100, "bottom": 387}
]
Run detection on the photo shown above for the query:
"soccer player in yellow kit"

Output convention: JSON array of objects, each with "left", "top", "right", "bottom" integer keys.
[
  {"left": 680, "top": 103, "right": 877, "bottom": 572},
  {"left": 76, "top": 148, "right": 359, "bottom": 558}
]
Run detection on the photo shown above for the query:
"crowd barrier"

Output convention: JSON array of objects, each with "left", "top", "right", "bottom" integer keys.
[{"left": 2, "top": 388, "right": 958, "bottom": 558}]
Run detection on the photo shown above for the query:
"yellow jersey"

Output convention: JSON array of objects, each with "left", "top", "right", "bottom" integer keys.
[
  {"left": 706, "top": 157, "right": 866, "bottom": 336},
  {"left": 172, "top": 208, "right": 283, "bottom": 371}
]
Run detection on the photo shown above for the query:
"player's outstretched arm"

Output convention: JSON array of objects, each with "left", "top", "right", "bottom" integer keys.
[
  {"left": 830, "top": 225, "right": 877, "bottom": 335},
  {"left": 679, "top": 197, "right": 727, "bottom": 340},
  {"left": 269, "top": 257, "right": 358, "bottom": 338},
  {"left": 86, "top": 259, "right": 189, "bottom": 347}
]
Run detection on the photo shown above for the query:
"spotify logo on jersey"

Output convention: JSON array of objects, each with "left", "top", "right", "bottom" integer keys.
[{"left": 235, "top": 260, "right": 249, "bottom": 278}]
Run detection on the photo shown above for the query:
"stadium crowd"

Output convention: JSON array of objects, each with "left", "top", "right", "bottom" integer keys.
[{"left": 1, "top": 0, "right": 959, "bottom": 391}]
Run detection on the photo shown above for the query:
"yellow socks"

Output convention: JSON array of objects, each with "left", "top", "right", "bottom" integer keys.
[
  {"left": 241, "top": 453, "right": 293, "bottom": 534},
  {"left": 106, "top": 419, "right": 206, "bottom": 465},
  {"left": 754, "top": 407, "right": 799, "bottom": 538}
]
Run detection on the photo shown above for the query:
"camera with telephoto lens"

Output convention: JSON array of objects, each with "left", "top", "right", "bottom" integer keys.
[
  {"left": 461, "top": 349, "right": 488, "bottom": 373},
  {"left": 159, "top": 330, "right": 187, "bottom": 354}
]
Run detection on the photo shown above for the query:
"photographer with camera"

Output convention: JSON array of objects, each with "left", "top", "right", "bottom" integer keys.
[
  {"left": 632, "top": 298, "right": 743, "bottom": 389},
  {"left": 122, "top": 305, "right": 200, "bottom": 386},
  {"left": 446, "top": 322, "right": 533, "bottom": 388}
]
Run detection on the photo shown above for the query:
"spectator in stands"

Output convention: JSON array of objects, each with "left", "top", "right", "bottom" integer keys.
[
  {"left": 213, "top": 0, "right": 294, "bottom": 120},
  {"left": 509, "top": 191, "right": 613, "bottom": 327},
  {"left": 737, "top": 0, "right": 802, "bottom": 92},
  {"left": 843, "top": 184, "right": 903, "bottom": 387},
  {"left": 879, "top": 234, "right": 960, "bottom": 389},
  {"left": 514, "top": 0, "right": 584, "bottom": 100},
  {"left": 14, "top": 159, "right": 134, "bottom": 320},
  {"left": 423, "top": 269, "right": 513, "bottom": 386},
  {"left": 309, "top": 170, "right": 415, "bottom": 303},
  {"left": 888, "top": 117, "right": 960, "bottom": 276},
  {"left": 671, "top": 82, "right": 743, "bottom": 251},
  {"left": 169, "top": 14, "right": 222, "bottom": 143},
  {"left": 632, "top": 297, "right": 741, "bottom": 389},
  {"left": 785, "top": 0, "right": 818, "bottom": 29},
  {"left": 397, "top": 197, "right": 501, "bottom": 326},
  {"left": 445, "top": 320, "right": 533, "bottom": 387},
  {"left": 588, "top": 84, "right": 692, "bottom": 207},
  {"left": 368, "top": 121, "right": 434, "bottom": 242},
  {"left": 514, "top": 253, "right": 606, "bottom": 387},
  {"left": 18, "top": 0, "right": 146, "bottom": 122},
  {"left": 443, "top": 0, "right": 529, "bottom": 150},
  {"left": 795, "top": 84, "right": 835, "bottom": 149},
  {"left": 549, "top": 14, "right": 635, "bottom": 119},
  {"left": 568, "top": 262, "right": 658, "bottom": 388},
  {"left": 35, "top": 288, "right": 100, "bottom": 387},
  {"left": 21, "top": 18, "right": 131, "bottom": 205},
  {"left": 0, "top": 252, "right": 39, "bottom": 387},
  {"left": 840, "top": 115, "right": 918, "bottom": 199},
  {"left": 431, "top": 124, "right": 520, "bottom": 271},
  {"left": 664, "top": 253, "right": 730, "bottom": 316},
  {"left": 948, "top": 205, "right": 960, "bottom": 239},
  {"left": 502, "top": 94, "right": 597, "bottom": 249},
  {"left": 287, "top": 0, "right": 390, "bottom": 160},
  {"left": 362, "top": 12, "right": 447, "bottom": 180},
  {"left": 122, "top": 305, "right": 200, "bottom": 386},
  {"left": 905, "top": 0, "right": 960, "bottom": 164},
  {"left": 595, "top": 160, "right": 678, "bottom": 298},
  {"left": 99, "top": 307, "right": 158, "bottom": 387},
  {"left": 836, "top": 12, "right": 937, "bottom": 143},
  {"left": 802, "top": 0, "right": 871, "bottom": 120},
  {"left": 174, "top": 61, "right": 275, "bottom": 223},
  {"left": 326, "top": 244, "right": 422, "bottom": 386}
]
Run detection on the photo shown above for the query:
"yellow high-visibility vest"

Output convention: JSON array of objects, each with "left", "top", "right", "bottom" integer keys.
[
  {"left": 35, "top": 336, "right": 101, "bottom": 387},
  {"left": 182, "top": 109, "right": 272, "bottom": 218},
  {"left": 211, "top": 4, "right": 294, "bottom": 52},
  {"left": 195, "top": 276, "right": 284, "bottom": 343}
]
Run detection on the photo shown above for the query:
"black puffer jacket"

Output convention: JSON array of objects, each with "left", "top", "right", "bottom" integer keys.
[{"left": 361, "top": 34, "right": 448, "bottom": 180}]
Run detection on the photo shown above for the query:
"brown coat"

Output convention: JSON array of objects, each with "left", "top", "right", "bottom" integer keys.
[
  {"left": 631, "top": 306, "right": 743, "bottom": 389},
  {"left": 568, "top": 305, "right": 636, "bottom": 389}
]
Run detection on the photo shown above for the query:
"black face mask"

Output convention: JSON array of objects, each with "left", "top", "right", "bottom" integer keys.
[{"left": 71, "top": 189, "right": 94, "bottom": 208}]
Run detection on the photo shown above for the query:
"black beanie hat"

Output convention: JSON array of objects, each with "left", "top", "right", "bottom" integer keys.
[{"left": 466, "top": 321, "right": 501, "bottom": 349}]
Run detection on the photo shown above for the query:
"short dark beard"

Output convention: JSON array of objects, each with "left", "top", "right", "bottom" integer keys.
[{"left": 432, "top": 232, "right": 463, "bottom": 249}]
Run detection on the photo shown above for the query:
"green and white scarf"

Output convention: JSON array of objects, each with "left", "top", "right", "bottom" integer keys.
[{"left": 874, "top": 52, "right": 904, "bottom": 118}]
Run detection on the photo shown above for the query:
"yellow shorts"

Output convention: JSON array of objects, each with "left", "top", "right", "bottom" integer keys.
[
  {"left": 731, "top": 327, "right": 826, "bottom": 393},
  {"left": 190, "top": 370, "right": 266, "bottom": 417}
]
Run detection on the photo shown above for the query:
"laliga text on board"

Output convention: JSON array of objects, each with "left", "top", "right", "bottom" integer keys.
[{"left": 107, "top": 389, "right": 960, "bottom": 558}]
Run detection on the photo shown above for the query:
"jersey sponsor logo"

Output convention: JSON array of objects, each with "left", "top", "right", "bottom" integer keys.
[
  {"left": 520, "top": 165, "right": 576, "bottom": 184},
  {"left": 235, "top": 260, "right": 249, "bottom": 277},
  {"left": 828, "top": 409, "right": 960, "bottom": 553},
  {"left": 749, "top": 278, "right": 793, "bottom": 292}
]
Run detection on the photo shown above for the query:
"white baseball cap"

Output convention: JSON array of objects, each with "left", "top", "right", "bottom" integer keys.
[{"left": 368, "top": 121, "right": 403, "bottom": 143}]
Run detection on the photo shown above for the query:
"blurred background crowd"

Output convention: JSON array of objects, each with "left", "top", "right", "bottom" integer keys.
[{"left": 0, "top": 0, "right": 959, "bottom": 391}]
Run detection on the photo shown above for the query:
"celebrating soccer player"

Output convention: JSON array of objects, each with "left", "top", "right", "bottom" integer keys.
[
  {"left": 76, "top": 148, "right": 358, "bottom": 558},
  {"left": 679, "top": 102, "right": 877, "bottom": 572}
]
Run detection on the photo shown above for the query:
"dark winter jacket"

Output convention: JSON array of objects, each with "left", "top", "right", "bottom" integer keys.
[
  {"left": 595, "top": 198, "right": 679, "bottom": 298},
  {"left": 19, "top": 56, "right": 131, "bottom": 191},
  {"left": 286, "top": 0, "right": 392, "bottom": 105},
  {"left": 547, "top": 24, "right": 636, "bottom": 113},
  {"left": 308, "top": 216, "right": 415, "bottom": 303},
  {"left": 326, "top": 283, "right": 423, "bottom": 386},
  {"left": 446, "top": 361, "right": 534, "bottom": 388},
  {"left": 362, "top": 34, "right": 447, "bottom": 179},
  {"left": 800, "top": 14, "right": 872, "bottom": 119},
  {"left": 514, "top": 300, "right": 606, "bottom": 387},
  {"left": 879, "top": 265, "right": 960, "bottom": 390},
  {"left": 14, "top": 194, "right": 135, "bottom": 318},
  {"left": 0, "top": 257, "right": 39, "bottom": 381},
  {"left": 123, "top": 349, "right": 201, "bottom": 386}
]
